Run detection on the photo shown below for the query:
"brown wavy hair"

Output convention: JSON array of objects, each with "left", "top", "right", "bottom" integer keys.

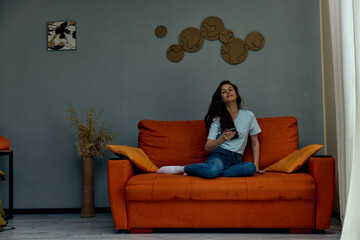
[{"left": 204, "top": 80, "right": 242, "bottom": 131}]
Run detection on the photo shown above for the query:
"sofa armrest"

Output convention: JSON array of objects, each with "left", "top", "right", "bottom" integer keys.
[
  {"left": 107, "top": 159, "right": 134, "bottom": 230},
  {"left": 308, "top": 156, "right": 335, "bottom": 230}
]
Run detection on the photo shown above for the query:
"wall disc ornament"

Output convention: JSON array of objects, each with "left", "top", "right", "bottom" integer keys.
[
  {"left": 161, "top": 16, "right": 264, "bottom": 64},
  {"left": 200, "top": 16, "right": 225, "bottom": 40},
  {"left": 221, "top": 38, "right": 248, "bottom": 65},
  {"left": 219, "top": 29, "right": 234, "bottom": 44},
  {"left": 155, "top": 25, "right": 168, "bottom": 38},
  {"left": 245, "top": 32, "right": 265, "bottom": 51},
  {"left": 179, "top": 27, "right": 204, "bottom": 53},
  {"left": 166, "top": 44, "right": 185, "bottom": 63}
]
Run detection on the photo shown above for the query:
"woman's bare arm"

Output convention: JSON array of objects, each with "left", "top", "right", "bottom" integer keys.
[{"left": 250, "top": 134, "right": 265, "bottom": 173}]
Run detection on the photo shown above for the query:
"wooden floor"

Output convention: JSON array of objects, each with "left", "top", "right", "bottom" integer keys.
[{"left": 1, "top": 213, "right": 342, "bottom": 239}]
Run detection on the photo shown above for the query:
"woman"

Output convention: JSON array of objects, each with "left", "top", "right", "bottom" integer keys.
[{"left": 157, "top": 80, "right": 265, "bottom": 178}]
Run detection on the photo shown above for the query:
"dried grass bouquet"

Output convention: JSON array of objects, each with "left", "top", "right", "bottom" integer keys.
[{"left": 63, "top": 102, "right": 116, "bottom": 160}]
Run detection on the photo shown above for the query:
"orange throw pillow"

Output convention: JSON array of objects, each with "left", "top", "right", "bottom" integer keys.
[
  {"left": 107, "top": 145, "right": 158, "bottom": 172},
  {"left": 264, "top": 144, "right": 323, "bottom": 173},
  {"left": 0, "top": 136, "right": 10, "bottom": 150}
]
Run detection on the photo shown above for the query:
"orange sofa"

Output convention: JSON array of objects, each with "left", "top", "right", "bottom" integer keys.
[{"left": 107, "top": 117, "right": 335, "bottom": 233}]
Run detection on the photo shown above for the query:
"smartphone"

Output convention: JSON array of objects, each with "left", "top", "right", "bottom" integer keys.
[{"left": 226, "top": 128, "right": 239, "bottom": 139}]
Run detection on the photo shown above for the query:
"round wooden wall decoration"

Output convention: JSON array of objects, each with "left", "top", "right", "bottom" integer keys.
[
  {"left": 221, "top": 38, "right": 249, "bottom": 65},
  {"left": 160, "top": 16, "right": 264, "bottom": 64},
  {"left": 155, "top": 25, "right": 167, "bottom": 38},
  {"left": 200, "top": 16, "right": 225, "bottom": 40},
  {"left": 220, "top": 29, "right": 234, "bottom": 44},
  {"left": 166, "top": 44, "right": 185, "bottom": 63},
  {"left": 245, "top": 32, "right": 264, "bottom": 50},
  {"left": 178, "top": 27, "right": 204, "bottom": 53}
]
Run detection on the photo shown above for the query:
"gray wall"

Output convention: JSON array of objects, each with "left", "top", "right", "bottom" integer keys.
[{"left": 0, "top": 0, "right": 323, "bottom": 209}]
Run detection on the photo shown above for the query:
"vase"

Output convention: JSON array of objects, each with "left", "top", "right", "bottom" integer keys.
[{"left": 81, "top": 157, "right": 94, "bottom": 218}]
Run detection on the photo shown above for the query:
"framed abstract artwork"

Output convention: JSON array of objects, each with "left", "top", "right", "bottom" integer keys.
[{"left": 48, "top": 21, "right": 76, "bottom": 50}]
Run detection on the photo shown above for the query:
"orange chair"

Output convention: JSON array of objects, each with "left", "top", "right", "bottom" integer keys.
[{"left": 0, "top": 136, "right": 13, "bottom": 219}]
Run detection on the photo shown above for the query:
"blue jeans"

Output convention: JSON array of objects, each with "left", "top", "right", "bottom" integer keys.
[{"left": 184, "top": 147, "right": 256, "bottom": 179}]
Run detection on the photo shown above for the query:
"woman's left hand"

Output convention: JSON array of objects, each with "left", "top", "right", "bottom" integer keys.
[{"left": 256, "top": 169, "right": 266, "bottom": 174}]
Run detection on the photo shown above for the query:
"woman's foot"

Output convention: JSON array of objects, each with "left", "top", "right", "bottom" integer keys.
[{"left": 157, "top": 166, "right": 185, "bottom": 175}]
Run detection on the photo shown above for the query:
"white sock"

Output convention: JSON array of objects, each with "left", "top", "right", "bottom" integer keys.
[{"left": 157, "top": 166, "right": 185, "bottom": 175}]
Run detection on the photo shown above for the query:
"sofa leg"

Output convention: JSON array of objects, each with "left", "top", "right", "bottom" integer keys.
[
  {"left": 289, "top": 228, "right": 313, "bottom": 234},
  {"left": 130, "top": 228, "right": 153, "bottom": 234}
]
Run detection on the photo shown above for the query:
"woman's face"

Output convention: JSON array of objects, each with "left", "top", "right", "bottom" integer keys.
[{"left": 220, "top": 84, "right": 237, "bottom": 103}]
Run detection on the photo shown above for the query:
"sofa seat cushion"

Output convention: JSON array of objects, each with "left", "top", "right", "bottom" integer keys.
[{"left": 126, "top": 172, "right": 315, "bottom": 201}]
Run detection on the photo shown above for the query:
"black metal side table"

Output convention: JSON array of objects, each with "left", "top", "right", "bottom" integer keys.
[{"left": 0, "top": 150, "right": 13, "bottom": 219}]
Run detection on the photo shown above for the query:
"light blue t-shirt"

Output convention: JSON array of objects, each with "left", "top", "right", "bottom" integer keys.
[{"left": 207, "top": 110, "right": 261, "bottom": 155}]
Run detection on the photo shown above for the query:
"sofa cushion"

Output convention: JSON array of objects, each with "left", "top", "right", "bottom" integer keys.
[
  {"left": 107, "top": 145, "right": 159, "bottom": 172},
  {"left": 242, "top": 116, "right": 299, "bottom": 169},
  {"left": 265, "top": 144, "right": 323, "bottom": 173},
  {"left": 0, "top": 136, "right": 10, "bottom": 150},
  {"left": 126, "top": 172, "right": 315, "bottom": 201},
  {"left": 138, "top": 120, "right": 209, "bottom": 167},
  {"left": 138, "top": 117, "right": 298, "bottom": 169}
]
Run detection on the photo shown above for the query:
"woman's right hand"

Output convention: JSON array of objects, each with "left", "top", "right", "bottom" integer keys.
[
  {"left": 204, "top": 131, "right": 236, "bottom": 153},
  {"left": 223, "top": 130, "right": 236, "bottom": 141}
]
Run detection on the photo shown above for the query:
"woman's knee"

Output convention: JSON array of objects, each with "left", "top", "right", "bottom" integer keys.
[
  {"left": 222, "top": 162, "right": 256, "bottom": 177},
  {"left": 243, "top": 162, "right": 256, "bottom": 176},
  {"left": 203, "top": 162, "right": 224, "bottom": 178},
  {"left": 185, "top": 159, "right": 223, "bottom": 178}
]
